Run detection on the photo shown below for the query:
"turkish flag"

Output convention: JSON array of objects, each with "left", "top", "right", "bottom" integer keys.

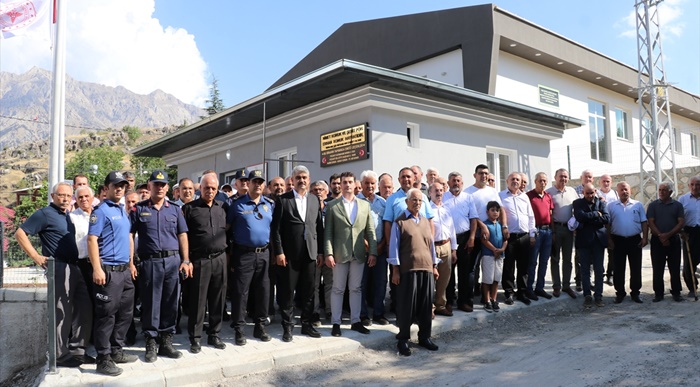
[{"left": 0, "top": 0, "right": 50, "bottom": 39}]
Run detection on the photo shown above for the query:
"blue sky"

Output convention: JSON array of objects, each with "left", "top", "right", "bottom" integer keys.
[{"left": 2, "top": 0, "right": 698, "bottom": 108}]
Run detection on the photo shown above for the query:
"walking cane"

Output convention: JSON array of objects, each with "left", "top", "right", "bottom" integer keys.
[{"left": 685, "top": 237, "right": 699, "bottom": 302}]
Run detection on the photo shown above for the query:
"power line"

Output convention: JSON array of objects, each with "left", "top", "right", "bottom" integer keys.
[{"left": 0, "top": 114, "right": 113, "bottom": 131}]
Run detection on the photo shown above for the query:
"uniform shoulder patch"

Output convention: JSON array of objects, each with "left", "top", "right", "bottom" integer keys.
[{"left": 89, "top": 213, "right": 98, "bottom": 224}]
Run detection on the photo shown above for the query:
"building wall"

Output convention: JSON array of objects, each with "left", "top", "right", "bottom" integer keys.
[
  {"left": 494, "top": 51, "right": 700, "bottom": 179},
  {"left": 397, "top": 49, "right": 465, "bottom": 88}
]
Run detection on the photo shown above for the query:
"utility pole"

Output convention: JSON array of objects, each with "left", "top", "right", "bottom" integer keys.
[{"left": 636, "top": 0, "right": 677, "bottom": 204}]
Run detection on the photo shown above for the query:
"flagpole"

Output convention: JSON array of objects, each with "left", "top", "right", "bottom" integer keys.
[{"left": 48, "top": 0, "right": 67, "bottom": 198}]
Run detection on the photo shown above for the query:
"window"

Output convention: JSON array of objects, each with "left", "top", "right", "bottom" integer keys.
[
  {"left": 691, "top": 133, "right": 699, "bottom": 157},
  {"left": 486, "top": 149, "right": 513, "bottom": 191},
  {"left": 271, "top": 147, "right": 298, "bottom": 178},
  {"left": 407, "top": 122, "right": 420, "bottom": 148},
  {"left": 642, "top": 118, "right": 653, "bottom": 146},
  {"left": 672, "top": 127, "right": 682, "bottom": 153},
  {"left": 588, "top": 100, "right": 609, "bottom": 162},
  {"left": 614, "top": 108, "right": 630, "bottom": 140}
]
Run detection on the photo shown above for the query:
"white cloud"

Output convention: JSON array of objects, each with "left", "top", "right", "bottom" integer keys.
[
  {"left": 616, "top": 0, "right": 686, "bottom": 40},
  {"left": 0, "top": 0, "right": 208, "bottom": 106}
]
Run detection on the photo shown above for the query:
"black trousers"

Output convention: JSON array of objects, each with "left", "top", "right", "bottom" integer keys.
[
  {"left": 93, "top": 269, "right": 134, "bottom": 356},
  {"left": 188, "top": 253, "right": 227, "bottom": 339},
  {"left": 651, "top": 235, "right": 682, "bottom": 297},
  {"left": 446, "top": 232, "right": 469, "bottom": 306},
  {"left": 612, "top": 235, "right": 642, "bottom": 297},
  {"left": 503, "top": 233, "right": 530, "bottom": 296},
  {"left": 232, "top": 248, "right": 269, "bottom": 330},
  {"left": 682, "top": 226, "right": 700, "bottom": 292},
  {"left": 456, "top": 237, "right": 483, "bottom": 306},
  {"left": 396, "top": 270, "right": 434, "bottom": 341},
  {"left": 276, "top": 247, "right": 316, "bottom": 327}
]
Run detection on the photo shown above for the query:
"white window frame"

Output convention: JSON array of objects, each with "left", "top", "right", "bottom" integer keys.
[
  {"left": 691, "top": 133, "right": 699, "bottom": 158},
  {"left": 407, "top": 122, "right": 420, "bottom": 148},
  {"left": 271, "top": 147, "right": 298, "bottom": 179},
  {"left": 614, "top": 108, "right": 631, "bottom": 141},
  {"left": 588, "top": 99, "right": 609, "bottom": 162},
  {"left": 672, "top": 127, "right": 682, "bottom": 154},
  {"left": 486, "top": 147, "right": 516, "bottom": 192}
]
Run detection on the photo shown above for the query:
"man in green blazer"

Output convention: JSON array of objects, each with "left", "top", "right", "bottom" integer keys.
[{"left": 324, "top": 171, "right": 377, "bottom": 337}]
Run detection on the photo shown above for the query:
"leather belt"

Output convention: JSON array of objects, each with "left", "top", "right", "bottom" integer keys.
[
  {"left": 140, "top": 250, "right": 179, "bottom": 259},
  {"left": 612, "top": 234, "right": 641, "bottom": 240},
  {"left": 192, "top": 250, "right": 226, "bottom": 260},
  {"left": 509, "top": 232, "right": 528, "bottom": 238},
  {"left": 537, "top": 225, "right": 551, "bottom": 230},
  {"left": 102, "top": 263, "right": 129, "bottom": 272},
  {"left": 234, "top": 244, "right": 269, "bottom": 253},
  {"left": 434, "top": 240, "right": 450, "bottom": 246}
]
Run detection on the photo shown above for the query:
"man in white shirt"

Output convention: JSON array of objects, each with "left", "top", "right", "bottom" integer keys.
[
  {"left": 679, "top": 176, "right": 700, "bottom": 296},
  {"left": 598, "top": 174, "right": 619, "bottom": 286},
  {"left": 429, "top": 182, "right": 457, "bottom": 317}
]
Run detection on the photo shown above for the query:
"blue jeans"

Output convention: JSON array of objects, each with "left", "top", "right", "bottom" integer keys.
[
  {"left": 528, "top": 228, "right": 552, "bottom": 292},
  {"left": 361, "top": 253, "right": 388, "bottom": 318},
  {"left": 577, "top": 243, "right": 605, "bottom": 299}
]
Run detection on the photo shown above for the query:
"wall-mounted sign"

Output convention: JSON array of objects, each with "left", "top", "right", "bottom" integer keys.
[
  {"left": 538, "top": 85, "right": 560, "bottom": 108},
  {"left": 320, "top": 124, "right": 370, "bottom": 167}
]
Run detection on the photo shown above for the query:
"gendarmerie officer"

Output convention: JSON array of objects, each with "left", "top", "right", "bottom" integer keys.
[
  {"left": 130, "top": 170, "right": 191, "bottom": 362},
  {"left": 227, "top": 170, "right": 275, "bottom": 345},
  {"left": 182, "top": 173, "right": 228, "bottom": 353},
  {"left": 87, "top": 171, "right": 138, "bottom": 376}
]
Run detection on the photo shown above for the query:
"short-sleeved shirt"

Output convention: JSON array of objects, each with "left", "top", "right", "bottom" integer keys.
[
  {"left": 227, "top": 194, "right": 274, "bottom": 248},
  {"left": 443, "top": 191, "right": 479, "bottom": 234},
  {"left": 646, "top": 199, "right": 685, "bottom": 234},
  {"left": 88, "top": 199, "right": 131, "bottom": 265},
  {"left": 357, "top": 192, "right": 386, "bottom": 242},
  {"left": 130, "top": 199, "right": 188, "bottom": 256},
  {"left": 546, "top": 186, "right": 578, "bottom": 223},
  {"left": 464, "top": 185, "right": 502, "bottom": 222},
  {"left": 182, "top": 198, "right": 228, "bottom": 257},
  {"left": 526, "top": 189, "right": 554, "bottom": 227},
  {"left": 608, "top": 199, "right": 647, "bottom": 237},
  {"left": 482, "top": 220, "right": 504, "bottom": 257},
  {"left": 678, "top": 193, "right": 700, "bottom": 227},
  {"left": 383, "top": 189, "right": 434, "bottom": 223},
  {"left": 20, "top": 203, "right": 79, "bottom": 263}
]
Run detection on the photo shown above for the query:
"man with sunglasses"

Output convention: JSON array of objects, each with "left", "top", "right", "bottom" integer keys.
[{"left": 227, "top": 170, "right": 275, "bottom": 345}]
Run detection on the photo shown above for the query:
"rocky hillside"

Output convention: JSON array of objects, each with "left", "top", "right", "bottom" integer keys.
[{"left": 0, "top": 67, "right": 203, "bottom": 148}]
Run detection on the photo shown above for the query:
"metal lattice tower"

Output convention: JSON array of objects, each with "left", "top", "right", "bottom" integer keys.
[{"left": 636, "top": 0, "right": 676, "bottom": 204}]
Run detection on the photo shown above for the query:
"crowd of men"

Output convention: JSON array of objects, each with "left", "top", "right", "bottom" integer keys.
[{"left": 15, "top": 163, "right": 700, "bottom": 374}]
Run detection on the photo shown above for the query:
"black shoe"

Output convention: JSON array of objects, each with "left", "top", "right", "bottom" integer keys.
[
  {"left": 595, "top": 297, "right": 605, "bottom": 307},
  {"left": 535, "top": 289, "right": 552, "bottom": 299},
  {"left": 562, "top": 287, "right": 578, "bottom": 299},
  {"left": 673, "top": 294, "right": 684, "bottom": 302},
  {"left": 351, "top": 322, "right": 370, "bottom": 334},
  {"left": 583, "top": 295, "right": 593, "bottom": 308},
  {"left": 253, "top": 324, "right": 271, "bottom": 342},
  {"left": 516, "top": 293, "right": 531, "bottom": 305},
  {"left": 491, "top": 301, "right": 500, "bottom": 312},
  {"left": 235, "top": 330, "right": 247, "bottom": 346},
  {"left": 301, "top": 324, "right": 322, "bottom": 338},
  {"left": 504, "top": 295, "right": 514, "bottom": 305},
  {"left": 282, "top": 325, "right": 293, "bottom": 342},
  {"left": 397, "top": 340, "right": 411, "bottom": 356},
  {"left": 360, "top": 316, "right": 372, "bottom": 326},
  {"left": 96, "top": 356, "right": 122, "bottom": 376},
  {"left": 56, "top": 356, "right": 82, "bottom": 368},
  {"left": 632, "top": 295, "right": 643, "bottom": 303},
  {"left": 525, "top": 289, "right": 539, "bottom": 301},
  {"left": 158, "top": 333, "right": 182, "bottom": 359},
  {"left": 331, "top": 324, "right": 341, "bottom": 337},
  {"left": 73, "top": 354, "right": 96, "bottom": 364},
  {"left": 189, "top": 338, "right": 201, "bottom": 354},
  {"left": 576, "top": 285, "right": 583, "bottom": 292},
  {"left": 653, "top": 295, "right": 663, "bottom": 302},
  {"left": 145, "top": 337, "right": 158, "bottom": 363},
  {"left": 111, "top": 349, "right": 138, "bottom": 363},
  {"left": 418, "top": 338, "right": 439, "bottom": 351},
  {"left": 373, "top": 315, "right": 390, "bottom": 325},
  {"left": 604, "top": 277, "right": 614, "bottom": 286},
  {"left": 208, "top": 335, "right": 227, "bottom": 349},
  {"left": 311, "top": 313, "right": 321, "bottom": 328},
  {"left": 614, "top": 294, "right": 625, "bottom": 304}
]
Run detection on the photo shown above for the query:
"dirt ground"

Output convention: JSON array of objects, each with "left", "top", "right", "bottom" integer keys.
[{"left": 207, "top": 288, "right": 700, "bottom": 386}]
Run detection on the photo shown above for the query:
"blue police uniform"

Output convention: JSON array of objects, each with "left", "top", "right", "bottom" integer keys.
[
  {"left": 88, "top": 199, "right": 134, "bottom": 357},
  {"left": 227, "top": 193, "right": 274, "bottom": 335},
  {"left": 130, "top": 198, "right": 188, "bottom": 339}
]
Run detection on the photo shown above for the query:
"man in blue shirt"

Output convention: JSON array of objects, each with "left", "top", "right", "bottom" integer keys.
[
  {"left": 130, "top": 170, "right": 191, "bottom": 362},
  {"left": 227, "top": 170, "right": 275, "bottom": 345},
  {"left": 87, "top": 171, "right": 138, "bottom": 376},
  {"left": 15, "top": 182, "right": 92, "bottom": 368}
]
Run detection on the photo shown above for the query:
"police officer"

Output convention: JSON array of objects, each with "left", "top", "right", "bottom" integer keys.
[
  {"left": 87, "top": 172, "right": 138, "bottom": 376},
  {"left": 227, "top": 170, "right": 275, "bottom": 345},
  {"left": 130, "top": 170, "right": 191, "bottom": 362},
  {"left": 182, "top": 173, "right": 228, "bottom": 353}
]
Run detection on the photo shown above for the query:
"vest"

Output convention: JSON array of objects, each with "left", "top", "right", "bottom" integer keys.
[{"left": 396, "top": 212, "right": 434, "bottom": 274}]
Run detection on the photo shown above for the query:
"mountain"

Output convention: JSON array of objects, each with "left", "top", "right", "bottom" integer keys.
[{"left": 0, "top": 67, "right": 204, "bottom": 148}]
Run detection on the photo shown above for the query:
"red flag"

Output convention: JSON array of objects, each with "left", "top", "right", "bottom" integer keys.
[{"left": 0, "top": 0, "right": 50, "bottom": 39}]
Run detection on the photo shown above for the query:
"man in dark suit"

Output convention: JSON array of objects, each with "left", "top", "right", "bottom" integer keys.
[
  {"left": 271, "top": 165, "right": 325, "bottom": 342},
  {"left": 573, "top": 183, "right": 610, "bottom": 308}
]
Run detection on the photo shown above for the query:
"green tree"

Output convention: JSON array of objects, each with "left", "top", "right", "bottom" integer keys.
[
  {"left": 65, "top": 147, "right": 126, "bottom": 193},
  {"left": 123, "top": 125, "right": 142, "bottom": 145},
  {"left": 7, "top": 182, "right": 48, "bottom": 267},
  {"left": 202, "top": 76, "right": 225, "bottom": 118}
]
